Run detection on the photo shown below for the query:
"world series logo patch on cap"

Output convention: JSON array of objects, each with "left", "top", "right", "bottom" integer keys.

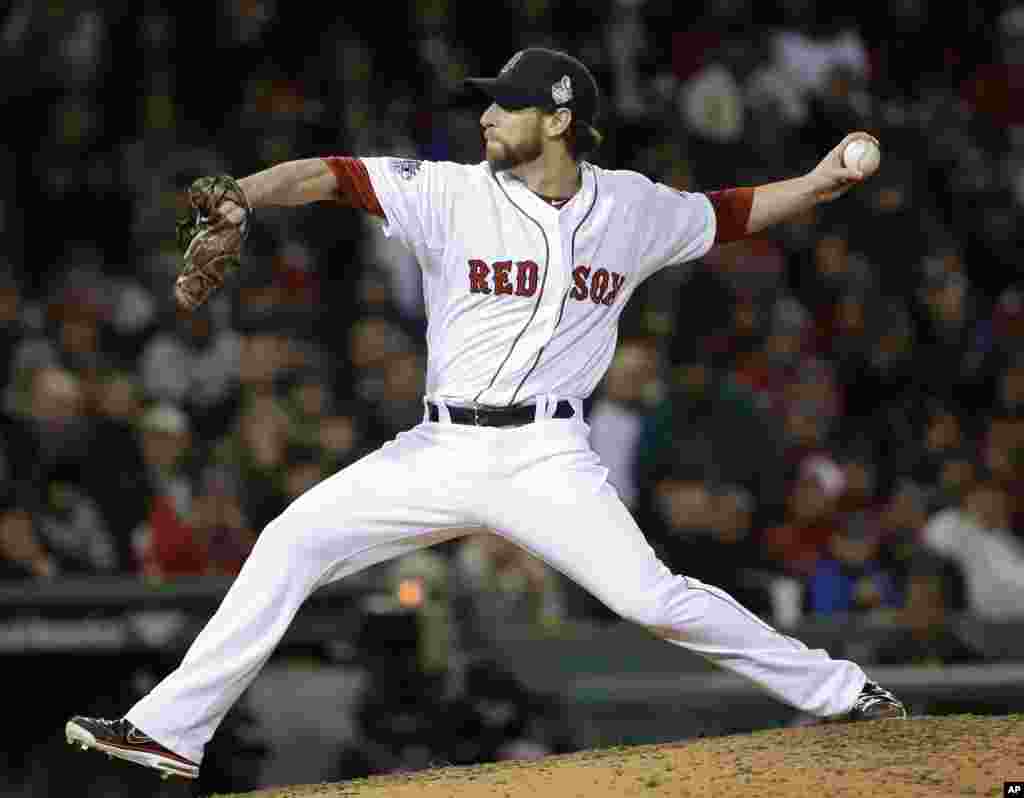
[
  {"left": 501, "top": 51, "right": 524, "bottom": 74},
  {"left": 552, "top": 75, "right": 573, "bottom": 105}
]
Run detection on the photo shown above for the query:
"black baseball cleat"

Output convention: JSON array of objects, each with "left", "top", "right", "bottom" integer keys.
[
  {"left": 843, "top": 680, "right": 908, "bottom": 721},
  {"left": 65, "top": 716, "right": 199, "bottom": 780}
]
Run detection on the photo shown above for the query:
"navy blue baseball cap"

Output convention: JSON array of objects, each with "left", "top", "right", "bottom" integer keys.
[{"left": 465, "top": 48, "right": 601, "bottom": 127}]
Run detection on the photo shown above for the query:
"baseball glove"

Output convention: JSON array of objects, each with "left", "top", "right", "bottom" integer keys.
[{"left": 174, "top": 175, "right": 252, "bottom": 311}]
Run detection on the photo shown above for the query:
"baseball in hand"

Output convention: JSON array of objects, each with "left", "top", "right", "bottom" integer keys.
[{"left": 842, "top": 138, "right": 881, "bottom": 177}]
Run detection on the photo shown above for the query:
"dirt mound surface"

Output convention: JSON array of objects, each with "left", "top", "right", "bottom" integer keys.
[{"left": 225, "top": 714, "right": 1022, "bottom": 798}]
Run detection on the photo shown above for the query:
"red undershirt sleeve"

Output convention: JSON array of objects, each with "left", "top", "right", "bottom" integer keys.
[
  {"left": 321, "top": 156, "right": 385, "bottom": 217},
  {"left": 705, "top": 187, "right": 755, "bottom": 244}
]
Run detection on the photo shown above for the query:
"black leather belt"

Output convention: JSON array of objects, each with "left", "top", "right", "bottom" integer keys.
[{"left": 428, "top": 400, "right": 575, "bottom": 427}]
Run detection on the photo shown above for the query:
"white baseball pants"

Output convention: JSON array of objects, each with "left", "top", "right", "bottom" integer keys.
[{"left": 126, "top": 398, "right": 866, "bottom": 763}]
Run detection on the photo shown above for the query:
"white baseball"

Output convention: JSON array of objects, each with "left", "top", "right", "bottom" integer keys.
[{"left": 842, "top": 139, "right": 881, "bottom": 176}]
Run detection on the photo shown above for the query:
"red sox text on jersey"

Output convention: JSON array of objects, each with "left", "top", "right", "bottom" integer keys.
[{"left": 467, "top": 259, "right": 626, "bottom": 305}]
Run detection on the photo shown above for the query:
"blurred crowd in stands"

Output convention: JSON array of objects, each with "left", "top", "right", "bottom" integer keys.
[{"left": 2, "top": 0, "right": 1024, "bottom": 692}]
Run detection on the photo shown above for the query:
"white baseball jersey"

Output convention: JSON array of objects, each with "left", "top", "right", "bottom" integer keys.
[{"left": 361, "top": 158, "right": 716, "bottom": 405}]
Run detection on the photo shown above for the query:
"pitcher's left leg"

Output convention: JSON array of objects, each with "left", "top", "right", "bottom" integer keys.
[{"left": 485, "top": 460, "right": 866, "bottom": 718}]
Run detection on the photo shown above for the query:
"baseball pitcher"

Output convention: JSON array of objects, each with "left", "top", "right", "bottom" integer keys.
[{"left": 67, "top": 48, "right": 904, "bottom": 781}]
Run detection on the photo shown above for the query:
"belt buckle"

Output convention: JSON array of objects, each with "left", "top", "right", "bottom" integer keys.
[{"left": 473, "top": 406, "right": 481, "bottom": 426}]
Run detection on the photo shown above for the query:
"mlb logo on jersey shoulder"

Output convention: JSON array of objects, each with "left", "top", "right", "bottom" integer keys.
[{"left": 390, "top": 159, "right": 422, "bottom": 181}]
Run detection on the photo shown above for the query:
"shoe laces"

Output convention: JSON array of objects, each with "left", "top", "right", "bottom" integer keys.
[
  {"left": 854, "top": 681, "right": 900, "bottom": 711},
  {"left": 108, "top": 718, "right": 141, "bottom": 739}
]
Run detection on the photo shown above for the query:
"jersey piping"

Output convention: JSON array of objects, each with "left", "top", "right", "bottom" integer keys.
[{"left": 474, "top": 169, "right": 552, "bottom": 406}]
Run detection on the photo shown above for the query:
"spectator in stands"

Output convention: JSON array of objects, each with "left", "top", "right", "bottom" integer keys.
[
  {"left": 778, "top": 399, "right": 832, "bottom": 473},
  {"left": 994, "top": 354, "right": 1024, "bottom": 418},
  {"left": 908, "top": 401, "right": 967, "bottom": 486},
  {"left": 680, "top": 285, "right": 762, "bottom": 370},
  {"left": 237, "top": 240, "right": 321, "bottom": 333},
  {"left": 93, "top": 371, "right": 144, "bottom": 425},
  {"left": 188, "top": 466, "right": 255, "bottom": 577},
  {"left": 782, "top": 358, "right": 841, "bottom": 438},
  {"left": 139, "top": 304, "right": 240, "bottom": 442},
  {"left": 139, "top": 402, "right": 194, "bottom": 497},
  {"left": 981, "top": 414, "right": 1024, "bottom": 509},
  {"left": 932, "top": 451, "right": 981, "bottom": 509},
  {"left": 213, "top": 326, "right": 306, "bottom": 523},
  {"left": 962, "top": 4, "right": 1024, "bottom": 131},
  {"left": 106, "top": 265, "right": 159, "bottom": 367},
  {"left": 344, "top": 314, "right": 416, "bottom": 407},
  {"left": 818, "top": 285, "right": 870, "bottom": 362},
  {"left": 670, "top": 482, "right": 774, "bottom": 616},
  {"left": 237, "top": 325, "right": 307, "bottom": 395},
  {"left": 362, "top": 347, "right": 426, "bottom": 448},
  {"left": 315, "top": 404, "right": 364, "bottom": 472},
  {"left": 34, "top": 459, "right": 118, "bottom": 575},
  {"left": 83, "top": 372, "right": 150, "bottom": 568},
  {"left": 805, "top": 56, "right": 873, "bottom": 160},
  {"left": 773, "top": 11, "right": 869, "bottom": 107},
  {"left": 678, "top": 40, "right": 746, "bottom": 146},
  {"left": 969, "top": 284, "right": 1024, "bottom": 401},
  {"left": 992, "top": 359, "right": 1024, "bottom": 530},
  {"left": 744, "top": 27, "right": 808, "bottom": 129},
  {"left": 794, "top": 228, "right": 873, "bottom": 313},
  {"left": 138, "top": 461, "right": 254, "bottom": 580},
  {"left": 6, "top": 257, "right": 113, "bottom": 392},
  {"left": 268, "top": 240, "right": 321, "bottom": 314},
  {"left": 588, "top": 337, "right": 662, "bottom": 509},
  {"left": 870, "top": 552, "right": 984, "bottom": 666},
  {"left": 5, "top": 364, "right": 145, "bottom": 571},
  {"left": 838, "top": 297, "right": 919, "bottom": 456},
  {"left": 131, "top": 402, "right": 199, "bottom": 577},
  {"left": 636, "top": 355, "right": 782, "bottom": 513},
  {"left": 280, "top": 442, "right": 325, "bottom": 503},
  {"left": 47, "top": 299, "right": 110, "bottom": 383},
  {"left": 913, "top": 270, "right": 980, "bottom": 404},
  {"left": 867, "top": 298, "right": 916, "bottom": 383},
  {"left": 213, "top": 389, "right": 292, "bottom": 531},
  {"left": 0, "top": 507, "right": 55, "bottom": 580},
  {"left": 714, "top": 484, "right": 758, "bottom": 548},
  {"left": 921, "top": 482, "right": 1024, "bottom": 620},
  {"left": 359, "top": 220, "right": 425, "bottom": 322},
  {"left": 4, "top": 366, "right": 94, "bottom": 498},
  {"left": 834, "top": 449, "right": 878, "bottom": 516},
  {"left": 646, "top": 466, "right": 773, "bottom": 618},
  {"left": 876, "top": 479, "right": 932, "bottom": 596},
  {"left": 808, "top": 511, "right": 900, "bottom": 616},
  {"left": 0, "top": 272, "right": 25, "bottom": 402},
  {"left": 761, "top": 454, "right": 846, "bottom": 578},
  {"left": 729, "top": 317, "right": 800, "bottom": 418},
  {"left": 282, "top": 367, "right": 332, "bottom": 449}
]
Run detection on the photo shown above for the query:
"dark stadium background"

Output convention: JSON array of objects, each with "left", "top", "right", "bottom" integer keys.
[{"left": 1, "top": 2, "right": 1023, "bottom": 796}]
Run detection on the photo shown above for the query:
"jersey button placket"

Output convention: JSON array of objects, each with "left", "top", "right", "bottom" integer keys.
[{"left": 534, "top": 220, "right": 569, "bottom": 368}]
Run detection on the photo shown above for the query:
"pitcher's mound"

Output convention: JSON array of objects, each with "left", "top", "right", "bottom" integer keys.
[{"left": 229, "top": 713, "right": 1022, "bottom": 798}]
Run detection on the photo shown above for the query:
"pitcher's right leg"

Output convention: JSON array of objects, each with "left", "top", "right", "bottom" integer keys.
[
  {"left": 69, "top": 424, "right": 480, "bottom": 774},
  {"left": 123, "top": 520, "right": 464, "bottom": 764}
]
